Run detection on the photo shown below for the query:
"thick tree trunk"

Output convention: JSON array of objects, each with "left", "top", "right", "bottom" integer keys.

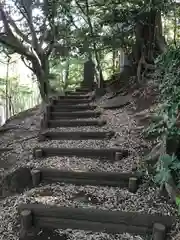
[
  {"left": 131, "top": 10, "right": 165, "bottom": 84},
  {"left": 155, "top": 12, "right": 167, "bottom": 54},
  {"left": 32, "top": 55, "right": 51, "bottom": 102},
  {"left": 37, "top": 71, "right": 50, "bottom": 102}
]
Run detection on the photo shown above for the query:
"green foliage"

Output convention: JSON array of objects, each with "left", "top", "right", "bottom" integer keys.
[
  {"left": 146, "top": 46, "right": 180, "bottom": 138},
  {"left": 0, "top": 76, "right": 34, "bottom": 114},
  {"left": 49, "top": 57, "right": 84, "bottom": 91},
  {"left": 175, "top": 196, "right": 180, "bottom": 215},
  {"left": 154, "top": 154, "right": 180, "bottom": 185}
]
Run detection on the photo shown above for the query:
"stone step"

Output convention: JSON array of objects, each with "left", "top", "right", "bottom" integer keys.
[
  {"left": 33, "top": 147, "right": 129, "bottom": 160},
  {"left": 18, "top": 204, "right": 174, "bottom": 237},
  {"left": 51, "top": 104, "right": 96, "bottom": 112},
  {"left": 30, "top": 168, "right": 140, "bottom": 189},
  {"left": 51, "top": 98, "right": 91, "bottom": 105},
  {"left": 47, "top": 119, "right": 106, "bottom": 128},
  {"left": 49, "top": 111, "right": 101, "bottom": 119},
  {"left": 38, "top": 130, "right": 115, "bottom": 141}
]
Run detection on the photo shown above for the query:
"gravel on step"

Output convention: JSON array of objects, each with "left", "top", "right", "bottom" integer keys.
[
  {"left": 23, "top": 183, "right": 176, "bottom": 215},
  {"left": 29, "top": 138, "right": 118, "bottom": 149},
  {"left": 23, "top": 155, "right": 133, "bottom": 173},
  {"left": 0, "top": 197, "right": 147, "bottom": 240},
  {"left": 0, "top": 182, "right": 177, "bottom": 240},
  {"left": 55, "top": 230, "right": 147, "bottom": 240},
  {"left": 48, "top": 126, "right": 109, "bottom": 132}
]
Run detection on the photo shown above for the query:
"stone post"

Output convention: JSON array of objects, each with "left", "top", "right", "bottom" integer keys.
[{"left": 82, "top": 59, "right": 95, "bottom": 90}]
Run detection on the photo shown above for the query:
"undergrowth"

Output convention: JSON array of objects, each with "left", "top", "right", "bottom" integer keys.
[
  {"left": 147, "top": 46, "right": 180, "bottom": 138},
  {"left": 145, "top": 46, "right": 180, "bottom": 208}
]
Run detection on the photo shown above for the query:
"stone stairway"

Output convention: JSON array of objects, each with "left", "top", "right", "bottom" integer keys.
[{"left": 18, "top": 87, "right": 174, "bottom": 240}]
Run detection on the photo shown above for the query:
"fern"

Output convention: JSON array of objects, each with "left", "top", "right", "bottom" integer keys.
[{"left": 155, "top": 154, "right": 180, "bottom": 189}]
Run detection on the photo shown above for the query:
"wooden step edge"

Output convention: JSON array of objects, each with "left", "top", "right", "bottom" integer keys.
[
  {"left": 30, "top": 168, "right": 140, "bottom": 192},
  {"left": 57, "top": 95, "right": 91, "bottom": 99},
  {"left": 38, "top": 130, "right": 115, "bottom": 141},
  {"left": 40, "top": 117, "right": 105, "bottom": 130},
  {"left": 50, "top": 104, "right": 97, "bottom": 109},
  {"left": 47, "top": 119, "right": 107, "bottom": 128},
  {"left": 49, "top": 111, "right": 101, "bottom": 118},
  {"left": 0, "top": 148, "right": 13, "bottom": 152},
  {"left": 65, "top": 91, "right": 89, "bottom": 95},
  {"left": 50, "top": 110, "right": 102, "bottom": 115},
  {"left": 33, "top": 147, "right": 129, "bottom": 161},
  {"left": 18, "top": 203, "right": 174, "bottom": 238}
]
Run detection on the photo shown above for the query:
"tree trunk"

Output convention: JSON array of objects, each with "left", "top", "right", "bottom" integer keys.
[
  {"left": 155, "top": 11, "right": 167, "bottom": 54},
  {"left": 112, "top": 48, "right": 116, "bottom": 74},
  {"left": 5, "top": 58, "right": 10, "bottom": 120},
  {"left": 131, "top": 10, "right": 165, "bottom": 84},
  {"left": 37, "top": 73, "right": 50, "bottom": 102},
  {"left": 64, "top": 57, "right": 70, "bottom": 90},
  {"left": 32, "top": 56, "right": 50, "bottom": 102},
  {"left": 93, "top": 44, "right": 104, "bottom": 88},
  {"left": 83, "top": 0, "right": 104, "bottom": 88}
]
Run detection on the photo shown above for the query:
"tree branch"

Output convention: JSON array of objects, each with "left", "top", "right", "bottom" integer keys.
[
  {"left": 8, "top": 16, "right": 31, "bottom": 44},
  {"left": 15, "top": 1, "right": 39, "bottom": 51},
  {"left": 0, "top": 34, "right": 32, "bottom": 58},
  {"left": 0, "top": 6, "right": 33, "bottom": 58},
  {"left": 44, "top": 0, "right": 57, "bottom": 57},
  {"left": 75, "top": 1, "right": 89, "bottom": 25},
  {"left": 21, "top": 55, "right": 34, "bottom": 72},
  {"left": 0, "top": 6, "right": 13, "bottom": 35},
  {"left": 39, "top": 17, "right": 48, "bottom": 47}
]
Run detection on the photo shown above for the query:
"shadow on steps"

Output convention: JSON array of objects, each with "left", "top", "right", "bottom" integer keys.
[{"left": 20, "top": 228, "right": 68, "bottom": 240}]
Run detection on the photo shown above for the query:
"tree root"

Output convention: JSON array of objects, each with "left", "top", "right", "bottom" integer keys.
[
  {"left": 6, "top": 134, "right": 38, "bottom": 147},
  {"left": 0, "top": 125, "right": 29, "bottom": 134}
]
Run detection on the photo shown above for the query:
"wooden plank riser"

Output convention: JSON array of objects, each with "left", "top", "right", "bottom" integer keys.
[
  {"left": 38, "top": 131, "right": 115, "bottom": 141},
  {"left": 75, "top": 91, "right": 91, "bottom": 94},
  {"left": 76, "top": 89, "right": 90, "bottom": 93},
  {"left": 52, "top": 99, "right": 91, "bottom": 105},
  {"left": 51, "top": 105, "right": 96, "bottom": 112},
  {"left": 33, "top": 170, "right": 140, "bottom": 188},
  {"left": 64, "top": 92, "right": 91, "bottom": 96},
  {"left": 33, "top": 148, "right": 129, "bottom": 160},
  {"left": 48, "top": 120, "right": 106, "bottom": 128},
  {"left": 32, "top": 168, "right": 139, "bottom": 183},
  {"left": 30, "top": 169, "right": 139, "bottom": 192},
  {"left": 50, "top": 116, "right": 99, "bottom": 120},
  {"left": 40, "top": 178, "right": 129, "bottom": 187},
  {"left": 18, "top": 204, "right": 174, "bottom": 237},
  {"left": 57, "top": 95, "right": 90, "bottom": 99},
  {"left": 35, "top": 151, "right": 114, "bottom": 159},
  {"left": 49, "top": 112, "right": 101, "bottom": 119},
  {"left": 0, "top": 148, "right": 13, "bottom": 152},
  {"left": 65, "top": 91, "right": 89, "bottom": 95},
  {"left": 38, "top": 169, "right": 137, "bottom": 179},
  {"left": 30, "top": 217, "right": 151, "bottom": 234},
  {"left": 18, "top": 204, "right": 175, "bottom": 227}
]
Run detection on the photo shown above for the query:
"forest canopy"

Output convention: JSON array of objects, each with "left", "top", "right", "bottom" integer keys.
[{"left": 0, "top": 0, "right": 179, "bottom": 103}]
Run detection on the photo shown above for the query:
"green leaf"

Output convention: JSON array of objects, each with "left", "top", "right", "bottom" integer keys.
[
  {"left": 154, "top": 169, "right": 172, "bottom": 185},
  {"left": 171, "top": 162, "right": 180, "bottom": 171},
  {"left": 175, "top": 197, "right": 180, "bottom": 207},
  {"left": 159, "top": 154, "right": 174, "bottom": 169}
]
